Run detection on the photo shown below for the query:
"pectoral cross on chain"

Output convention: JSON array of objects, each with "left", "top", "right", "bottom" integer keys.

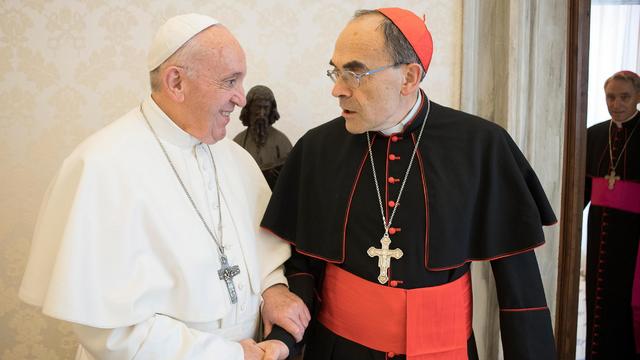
[
  {"left": 218, "top": 254, "right": 241, "bottom": 304},
  {"left": 605, "top": 170, "right": 620, "bottom": 190},
  {"left": 367, "top": 235, "right": 403, "bottom": 284}
]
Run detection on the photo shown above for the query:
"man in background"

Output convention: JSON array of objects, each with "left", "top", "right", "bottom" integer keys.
[{"left": 584, "top": 70, "right": 640, "bottom": 359}]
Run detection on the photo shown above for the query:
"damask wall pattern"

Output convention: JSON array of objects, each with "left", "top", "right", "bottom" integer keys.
[{"left": 0, "top": 0, "right": 462, "bottom": 358}]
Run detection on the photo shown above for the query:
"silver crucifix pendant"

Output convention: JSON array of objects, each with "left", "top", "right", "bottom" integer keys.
[{"left": 218, "top": 254, "right": 241, "bottom": 304}]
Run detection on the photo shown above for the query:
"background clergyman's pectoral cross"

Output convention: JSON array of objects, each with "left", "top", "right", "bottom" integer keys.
[
  {"left": 367, "top": 235, "right": 403, "bottom": 284},
  {"left": 605, "top": 170, "right": 620, "bottom": 190},
  {"left": 218, "top": 254, "right": 241, "bottom": 304}
]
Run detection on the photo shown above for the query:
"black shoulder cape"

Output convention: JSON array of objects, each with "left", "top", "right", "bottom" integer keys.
[{"left": 262, "top": 99, "right": 556, "bottom": 270}]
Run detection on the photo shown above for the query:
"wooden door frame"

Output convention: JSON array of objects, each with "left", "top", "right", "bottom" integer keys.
[{"left": 555, "top": 0, "right": 590, "bottom": 359}]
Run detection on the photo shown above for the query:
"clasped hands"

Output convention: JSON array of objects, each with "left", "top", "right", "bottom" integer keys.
[{"left": 242, "top": 284, "right": 310, "bottom": 359}]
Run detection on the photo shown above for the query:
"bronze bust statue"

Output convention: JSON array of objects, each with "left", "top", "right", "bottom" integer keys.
[{"left": 234, "top": 85, "right": 292, "bottom": 188}]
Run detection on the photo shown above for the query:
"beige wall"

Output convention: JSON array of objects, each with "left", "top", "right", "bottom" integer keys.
[{"left": 0, "top": 1, "right": 462, "bottom": 357}]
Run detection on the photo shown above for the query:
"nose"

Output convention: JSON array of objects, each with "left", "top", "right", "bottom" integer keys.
[
  {"left": 609, "top": 98, "right": 622, "bottom": 110},
  {"left": 233, "top": 87, "right": 247, "bottom": 108},
  {"left": 331, "top": 80, "right": 351, "bottom": 98}
]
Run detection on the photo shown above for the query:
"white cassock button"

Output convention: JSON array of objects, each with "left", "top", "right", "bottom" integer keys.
[
  {"left": 238, "top": 282, "right": 244, "bottom": 290},
  {"left": 240, "top": 305, "right": 246, "bottom": 312}
]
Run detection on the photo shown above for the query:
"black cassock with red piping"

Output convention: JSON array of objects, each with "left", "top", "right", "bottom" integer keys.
[{"left": 263, "top": 91, "right": 557, "bottom": 360}]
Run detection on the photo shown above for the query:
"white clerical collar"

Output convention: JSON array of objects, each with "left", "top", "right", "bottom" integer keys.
[
  {"left": 613, "top": 110, "right": 639, "bottom": 128},
  {"left": 380, "top": 91, "right": 423, "bottom": 136},
  {"left": 142, "top": 96, "right": 201, "bottom": 148}
]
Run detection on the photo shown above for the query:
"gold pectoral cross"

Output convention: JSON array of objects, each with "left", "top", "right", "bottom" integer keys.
[
  {"left": 367, "top": 235, "right": 403, "bottom": 284},
  {"left": 605, "top": 170, "right": 620, "bottom": 190}
]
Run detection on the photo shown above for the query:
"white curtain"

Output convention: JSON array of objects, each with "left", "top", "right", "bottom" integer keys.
[
  {"left": 587, "top": 5, "right": 640, "bottom": 128},
  {"left": 461, "top": 1, "right": 567, "bottom": 359}
]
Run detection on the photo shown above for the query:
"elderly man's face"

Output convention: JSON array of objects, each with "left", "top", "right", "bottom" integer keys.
[
  {"left": 182, "top": 26, "right": 247, "bottom": 144},
  {"left": 605, "top": 79, "right": 640, "bottom": 123},
  {"left": 330, "top": 15, "right": 405, "bottom": 134}
]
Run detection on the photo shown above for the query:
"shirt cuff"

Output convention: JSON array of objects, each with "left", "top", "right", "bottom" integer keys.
[{"left": 261, "top": 265, "right": 288, "bottom": 293}]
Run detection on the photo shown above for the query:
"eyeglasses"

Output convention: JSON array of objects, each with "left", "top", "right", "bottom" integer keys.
[{"left": 326, "top": 64, "right": 399, "bottom": 88}]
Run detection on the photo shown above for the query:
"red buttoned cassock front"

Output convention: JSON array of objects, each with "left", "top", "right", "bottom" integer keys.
[{"left": 263, "top": 90, "right": 557, "bottom": 359}]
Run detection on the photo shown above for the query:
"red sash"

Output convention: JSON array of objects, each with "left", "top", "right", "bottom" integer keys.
[{"left": 318, "top": 264, "right": 472, "bottom": 359}]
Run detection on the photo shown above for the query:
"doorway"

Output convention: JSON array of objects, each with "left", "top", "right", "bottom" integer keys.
[
  {"left": 577, "top": 2, "right": 640, "bottom": 359},
  {"left": 558, "top": 1, "right": 640, "bottom": 359}
]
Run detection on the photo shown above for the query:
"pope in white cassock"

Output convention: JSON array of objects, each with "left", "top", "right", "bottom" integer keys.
[{"left": 18, "top": 13, "right": 309, "bottom": 360}]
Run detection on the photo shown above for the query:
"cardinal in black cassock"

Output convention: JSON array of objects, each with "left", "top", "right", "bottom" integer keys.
[{"left": 264, "top": 7, "right": 557, "bottom": 360}]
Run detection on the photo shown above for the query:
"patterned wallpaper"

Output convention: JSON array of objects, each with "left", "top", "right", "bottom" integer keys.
[{"left": 0, "top": 0, "right": 462, "bottom": 358}]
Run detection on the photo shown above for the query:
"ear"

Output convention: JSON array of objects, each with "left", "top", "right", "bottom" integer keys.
[
  {"left": 400, "top": 63, "right": 422, "bottom": 96},
  {"left": 163, "top": 66, "right": 186, "bottom": 102}
]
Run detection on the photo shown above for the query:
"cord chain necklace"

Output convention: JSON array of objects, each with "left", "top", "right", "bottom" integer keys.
[
  {"left": 605, "top": 118, "right": 639, "bottom": 190},
  {"left": 141, "top": 105, "right": 240, "bottom": 304},
  {"left": 365, "top": 99, "right": 431, "bottom": 284}
]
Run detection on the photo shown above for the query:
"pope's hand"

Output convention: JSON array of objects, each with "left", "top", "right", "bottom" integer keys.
[
  {"left": 257, "top": 339, "right": 289, "bottom": 360},
  {"left": 261, "top": 284, "right": 310, "bottom": 342},
  {"left": 240, "top": 339, "right": 265, "bottom": 360}
]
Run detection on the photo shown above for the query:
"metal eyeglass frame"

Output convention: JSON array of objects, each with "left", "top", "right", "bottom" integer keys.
[{"left": 326, "top": 63, "right": 400, "bottom": 88}]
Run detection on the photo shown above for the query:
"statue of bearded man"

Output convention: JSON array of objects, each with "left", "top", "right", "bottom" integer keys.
[{"left": 234, "top": 85, "right": 293, "bottom": 189}]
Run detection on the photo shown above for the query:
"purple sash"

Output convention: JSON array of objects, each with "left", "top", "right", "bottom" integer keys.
[
  {"left": 591, "top": 177, "right": 640, "bottom": 214},
  {"left": 591, "top": 177, "right": 640, "bottom": 353}
]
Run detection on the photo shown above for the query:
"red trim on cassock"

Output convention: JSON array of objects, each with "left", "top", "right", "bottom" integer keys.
[
  {"left": 287, "top": 273, "right": 322, "bottom": 301},
  {"left": 287, "top": 273, "right": 314, "bottom": 279},
  {"left": 318, "top": 264, "right": 471, "bottom": 359},
  {"left": 591, "top": 208, "right": 610, "bottom": 353},
  {"left": 414, "top": 133, "right": 431, "bottom": 271},
  {"left": 407, "top": 96, "right": 426, "bottom": 132},
  {"left": 426, "top": 244, "right": 545, "bottom": 271},
  {"left": 500, "top": 306, "right": 548, "bottom": 312},
  {"left": 594, "top": 122, "right": 610, "bottom": 175},
  {"left": 385, "top": 135, "right": 391, "bottom": 221},
  {"left": 622, "top": 126, "right": 628, "bottom": 175},
  {"left": 261, "top": 225, "right": 295, "bottom": 246},
  {"left": 260, "top": 225, "right": 342, "bottom": 263},
  {"left": 377, "top": 92, "right": 426, "bottom": 138},
  {"left": 397, "top": 95, "right": 426, "bottom": 135},
  {"left": 341, "top": 136, "right": 377, "bottom": 263}
]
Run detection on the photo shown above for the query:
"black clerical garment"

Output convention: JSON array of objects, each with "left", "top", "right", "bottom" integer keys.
[
  {"left": 584, "top": 112, "right": 640, "bottom": 360},
  {"left": 263, "top": 93, "right": 557, "bottom": 359}
]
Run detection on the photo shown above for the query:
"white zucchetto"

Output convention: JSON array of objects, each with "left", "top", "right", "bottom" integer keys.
[{"left": 147, "top": 13, "right": 219, "bottom": 71}]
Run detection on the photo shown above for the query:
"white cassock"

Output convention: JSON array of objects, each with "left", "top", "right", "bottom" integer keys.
[{"left": 19, "top": 96, "right": 291, "bottom": 359}]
